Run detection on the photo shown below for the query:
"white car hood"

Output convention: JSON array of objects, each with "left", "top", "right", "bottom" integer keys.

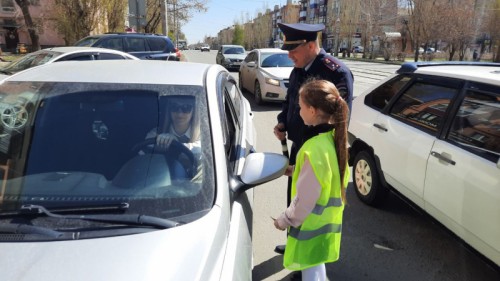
[
  {"left": 0, "top": 206, "right": 228, "bottom": 281},
  {"left": 261, "top": 67, "right": 293, "bottom": 79}
]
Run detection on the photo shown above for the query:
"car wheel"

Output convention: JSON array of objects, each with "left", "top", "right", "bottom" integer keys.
[
  {"left": 352, "top": 151, "right": 387, "bottom": 206},
  {"left": 254, "top": 81, "right": 263, "bottom": 105}
]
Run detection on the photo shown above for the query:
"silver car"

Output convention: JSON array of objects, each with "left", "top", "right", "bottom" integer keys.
[
  {"left": 239, "top": 48, "right": 294, "bottom": 105},
  {"left": 0, "top": 60, "right": 287, "bottom": 280},
  {"left": 216, "top": 44, "right": 246, "bottom": 71}
]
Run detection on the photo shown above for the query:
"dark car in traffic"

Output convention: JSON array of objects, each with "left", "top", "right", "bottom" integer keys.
[{"left": 75, "top": 33, "right": 181, "bottom": 61}]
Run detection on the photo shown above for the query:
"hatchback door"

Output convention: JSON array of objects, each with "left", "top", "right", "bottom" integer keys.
[{"left": 423, "top": 84, "right": 500, "bottom": 265}]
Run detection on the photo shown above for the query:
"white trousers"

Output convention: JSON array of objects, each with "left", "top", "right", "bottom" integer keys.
[{"left": 302, "top": 263, "right": 326, "bottom": 281}]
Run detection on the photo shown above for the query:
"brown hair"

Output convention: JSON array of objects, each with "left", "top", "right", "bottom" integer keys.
[{"left": 299, "top": 79, "right": 349, "bottom": 204}]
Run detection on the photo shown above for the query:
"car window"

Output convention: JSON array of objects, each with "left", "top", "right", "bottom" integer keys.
[
  {"left": 389, "top": 81, "right": 460, "bottom": 135},
  {"left": 147, "top": 37, "right": 167, "bottom": 52},
  {"left": 97, "top": 38, "right": 124, "bottom": 51},
  {"left": 260, "top": 53, "right": 293, "bottom": 67},
  {"left": 364, "top": 75, "right": 411, "bottom": 110},
  {"left": 2, "top": 51, "right": 59, "bottom": 73},
  {"left": 447, "top": 89, "right": 500, "bottom": 162},
  {"left": 244, "top": 52, "right": 256, "bottom": 63},
  {"left": 223, "top": 47, "right": 245, "bottom": 54},
  {"left": 0, "top": 81, "right": 214, "bottom": 223},
  {"left": 74, "top": 37, "right": 100, "bottom": 47},
  {"left": 95, "top": 53, "right": 130, "bottom": 60},
  {"left": 125, "top": 38, "right": 147, "bottom": 52}
]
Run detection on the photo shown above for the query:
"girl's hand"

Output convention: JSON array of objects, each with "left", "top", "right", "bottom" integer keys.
[
  {"left": 273, "top": 217, "right": 286, "bottom": 231},
  {"left": 284, "top": 165, "right": 295, "bottom": 177}
]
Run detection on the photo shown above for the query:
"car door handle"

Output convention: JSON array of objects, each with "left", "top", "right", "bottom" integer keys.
[
  {"left": 430, "top": 151, "right": 456, "bottom": 165},
  {"left": 373, "top": 123, "right": 388, "bottom": 132}
]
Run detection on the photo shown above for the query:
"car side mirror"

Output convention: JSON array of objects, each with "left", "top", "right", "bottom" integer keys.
[{"left": 232, "top": 152, "right": 288, "bottom": 193}]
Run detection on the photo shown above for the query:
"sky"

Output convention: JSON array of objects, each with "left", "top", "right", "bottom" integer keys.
[{"left": 182, "top": 0, "right": 286, "bottom": 44}]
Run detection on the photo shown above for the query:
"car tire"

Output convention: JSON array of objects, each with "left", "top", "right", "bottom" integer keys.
[
  {"left": 254, "top": 81, "right": 263, "bottom": 105},
  {"left": 352, "top": 150, "right": 387, "bottom": 206}
]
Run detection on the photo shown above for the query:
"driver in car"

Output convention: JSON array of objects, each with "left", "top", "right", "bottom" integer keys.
[{"left": 145, "top": 96, "right": 201, "bottom": 154}]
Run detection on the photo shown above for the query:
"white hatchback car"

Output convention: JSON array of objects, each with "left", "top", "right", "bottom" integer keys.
[
  {"left": 348, "top": 62, "right": 500, "bottom": 267},
  {"left": 0, "top": 60, "right": 288, "bottom": 280},
  {"left": 0, "top": 46, "right": 138, "bottom": 79},
  {"left": 239, "top": 48, "right": 294, "bottom": 105}
]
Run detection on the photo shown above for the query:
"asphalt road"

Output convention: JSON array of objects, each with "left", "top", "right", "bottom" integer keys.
[{"left": 182, "top": 49, "right": 499, "bottom": 281}]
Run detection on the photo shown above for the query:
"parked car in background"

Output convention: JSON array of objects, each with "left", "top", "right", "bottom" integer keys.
[
  {"left": 239, "top": 48, "right": 293, "bottom": 105},
  {"left": 352, "top": 46, "right": 364, "bottom": 53},
  {"left": 0, "top": 47, "right": 138, "bottom": 80},
  {"left": 74, "top": 33, "right": 181, "bottom": 61},
  {"left": 216, "top": 44, "right": 246, "bottom": 71},
  {"left": 0, "top": 60, "right": 288, "bottom": 280},
  {"left": 348, "top": 62, "right": 500, "bottom": 267},
  {"left": 200, "top": 44, "right": 210, "bottom": 52}
]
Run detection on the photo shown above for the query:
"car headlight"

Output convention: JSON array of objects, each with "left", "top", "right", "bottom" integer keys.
[
  {"left": 224, "top": 58, "right": 231, "bottom": 63},
  {"left": 265, "top": 78, "right": 280, "bottom": 86}
]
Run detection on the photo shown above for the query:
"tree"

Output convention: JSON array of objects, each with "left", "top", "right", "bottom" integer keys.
[
  {"left": 232, "top": 24, "right": 244, "bottom": 45},
  {"left": 53, "top": 0, "right": 100, "bottom": 45},
  {"left": 14, "top": 0, "right": 40, "bottom": 51},
  {"left": 103, "top": 0, "right": 127, "bottom": 32},
  {"left": 145, "top": 0, "right": 208, "bottom": 37}
]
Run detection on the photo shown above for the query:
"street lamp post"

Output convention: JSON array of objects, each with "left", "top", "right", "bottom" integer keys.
[{"left": 334, "top": 18, "right": 340, "bottom": 57}]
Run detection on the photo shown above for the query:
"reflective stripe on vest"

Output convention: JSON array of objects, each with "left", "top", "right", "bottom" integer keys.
[{"left": 289, "top": 223, "right": 342, "bottom": 240}]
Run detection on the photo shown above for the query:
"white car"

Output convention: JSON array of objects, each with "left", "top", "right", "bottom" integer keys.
[
  {"left": 0, "top": 46, "right": 138, "bottom": 79},
  {"left": 239, "top": 48, "right": 293, "bottom": 105},
  {"left": 348, "top": 62, "right": 500, "bottom": 267},
  {"left": 200, "top": 44, "right": 210, "bottom": 52},
  {"left": 0, "top": 60, "right": 288, "bottom": 280}
]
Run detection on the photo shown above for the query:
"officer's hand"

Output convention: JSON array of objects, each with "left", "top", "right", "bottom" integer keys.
[
  {"left": 273, "top": 123, "right": 286, "bottom": 141},
  {"left": 156, "top": 133, "right": 176, "bottom": 150}
]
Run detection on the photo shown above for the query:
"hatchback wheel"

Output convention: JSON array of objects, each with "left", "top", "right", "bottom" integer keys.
[
  {"left": 254, "top": 81, "right": 263, "bottom": 105},
  {"left": 353, "top": 151, "right": 387, "bottom": 206}
]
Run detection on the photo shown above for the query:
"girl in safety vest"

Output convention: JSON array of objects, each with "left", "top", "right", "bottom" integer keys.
[{"left": 273, "top": 79, "right": 350, "bottom": 281}]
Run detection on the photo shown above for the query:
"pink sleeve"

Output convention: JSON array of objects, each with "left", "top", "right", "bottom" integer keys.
[{"left": 276, "top": 157, "right": 321, "bottom": 229}]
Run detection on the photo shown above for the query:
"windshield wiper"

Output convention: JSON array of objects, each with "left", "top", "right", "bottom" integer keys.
[
  {"left": 21, "top": 204, "right": 180, "bottom": 229},
  {"left": 0, "top": 69, "right": 11, "bottom": 75},
  {"left": 0, "top": 223, "right": 63, "bottom": 238}
]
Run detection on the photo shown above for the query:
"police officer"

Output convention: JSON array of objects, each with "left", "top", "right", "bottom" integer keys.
[{"left": 273, "top": 22, "right": 354, "bottom": 256}]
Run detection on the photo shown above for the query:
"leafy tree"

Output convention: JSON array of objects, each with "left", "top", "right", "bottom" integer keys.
[
  {"left": 53, "top": 0, "right": 100, "bottom": 45},
  {"left": 14, "top": 0, "right": 40, "bottom": 51},
  {"left": 103, "top": 0, "right": 127, "bottom": 32},
  {"left": 232, "top": 24, "right": 244, "bottom": 45}
]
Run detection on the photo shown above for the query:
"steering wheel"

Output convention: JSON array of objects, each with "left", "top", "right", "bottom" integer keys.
[{"left": 132, "top": 138, "right": 197, "bottom": 179}]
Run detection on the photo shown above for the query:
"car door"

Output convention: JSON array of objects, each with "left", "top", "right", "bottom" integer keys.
[
  {"left": 372, "top": 75, "right": 463, "bottom": 206},
  {"left": 240, "top": 51, "right": 257, "bottom": 91},
  {"left": 424, "top": 83, "right": 500, "bottom": 264},
  {"left": 218, "top": 73, "right": 253, "bottom": 280},
  {"left": 124, "top": 37, "right": 149, "bottom": 59}
]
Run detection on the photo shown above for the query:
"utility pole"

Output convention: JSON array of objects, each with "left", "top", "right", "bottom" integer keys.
[{"left": 161, "top": 0, "right": 168, "bottom": 36}]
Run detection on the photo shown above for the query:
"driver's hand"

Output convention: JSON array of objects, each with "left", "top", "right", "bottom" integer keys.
[{"left": 156, "top": 133, "right": 176, "bottom": 149}]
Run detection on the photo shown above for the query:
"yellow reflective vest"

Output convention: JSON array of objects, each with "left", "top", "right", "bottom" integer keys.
[{"left": 284, "top": 130, "right": 350, "bottom": 271}]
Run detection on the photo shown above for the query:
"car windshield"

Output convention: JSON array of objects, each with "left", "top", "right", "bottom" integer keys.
[
  {"left": 0, "top": 51, "right": 61, "bottom": 74},
  {"left": 74, "top": 37, "right": 100, "bottom": 47},
  {"left": 260, "top": 53, "right": 294, "bottom": 67},
  {"left": 0, "top": 81, "right": 214, "bottom": 224},
  {"left": 224, "top": 47, "right": 245, "bottom": 54}
]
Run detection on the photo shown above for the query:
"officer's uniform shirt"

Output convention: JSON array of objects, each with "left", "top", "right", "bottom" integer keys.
[{"left": 277, "top": 49, "right": 354, "bottom": 154}]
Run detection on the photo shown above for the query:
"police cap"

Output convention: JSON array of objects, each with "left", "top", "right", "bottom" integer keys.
[{"left": 278, "top": 23, "right": 325, "bottom": 51}]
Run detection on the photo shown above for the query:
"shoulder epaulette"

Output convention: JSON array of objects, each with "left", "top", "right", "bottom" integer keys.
[{"left": 322, "top": 56, "right": 340, "bottom": 71}]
